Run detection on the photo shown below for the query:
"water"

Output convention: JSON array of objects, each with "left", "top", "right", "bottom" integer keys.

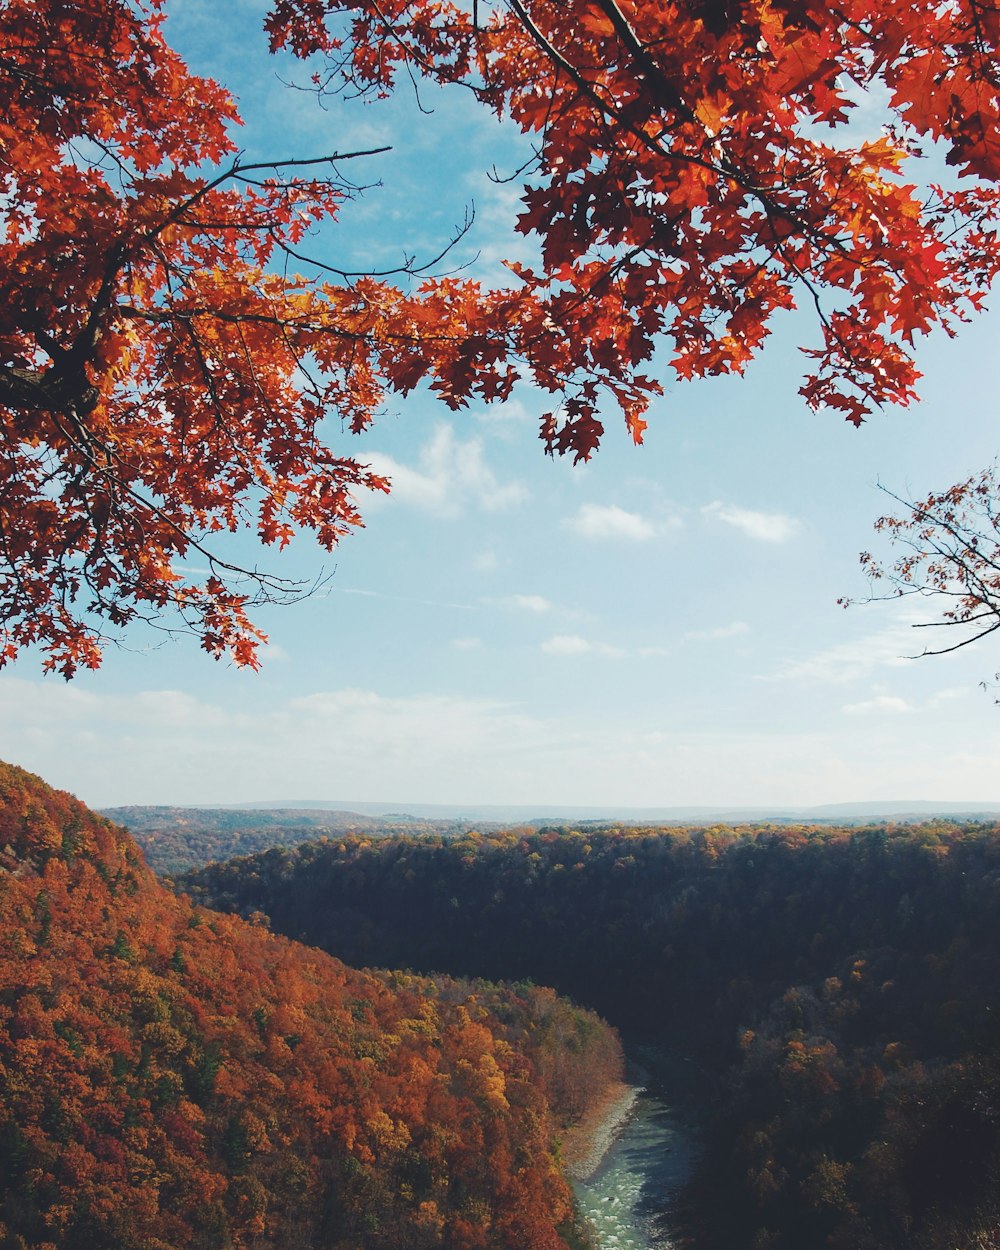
[{"left": 571, "top": 1087, "right": 697, "bottom": 1250}]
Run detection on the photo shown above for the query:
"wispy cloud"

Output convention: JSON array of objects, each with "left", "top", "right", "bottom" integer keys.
[
  {"left": 540, "top": 634, "right": 669, "bottom": 659},
  {"left": 452, "top": 636, "right": 483, "bottom": 650},
  {"left": 503, "top": 594, "right": 553, "bottom": 613},
  {"left": 702, "top": 501, "right": 800, "bottom": 543},
  {"left": 361, "top": 423, "right": 527, "bottom": 517},
  {"left": 928, "top": 686, "right": 971, "bottom": 706},
  {"left": 760, "top": 611, "right": 926, "bottom": 685},
  {"left": 472, "top": 550, "right": 500, "bottom": 573},
  {"left": 541, "top": 634, "right": 626, "bottom": 658},
  {"left": 685, "top": 621, "right": 751, "bottom": 642},
  {"left": 473, "top": 396, "right": 535, "bottom": 426},
  {"left": 335, "top": 587, "right": 476, "bottom": 611},
  {"left": 4, "top": 675, "right": 999, "bottom": 810},
  {"left": 562, "top": 503, "right": 659, "bottom": 541},
  {"left": 843, "top": 695, "right": 913, "bottom": 715},
  {"left": 257, "top": 640, "right": 290, "bottom": 663}
]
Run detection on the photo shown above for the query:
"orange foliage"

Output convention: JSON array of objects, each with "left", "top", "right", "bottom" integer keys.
[
  {"left": 3, "top": 0, "right": 1000, "bottom": 669},
  {"left": 0, "top": 762, "right": 620, "bottom": 1248}
]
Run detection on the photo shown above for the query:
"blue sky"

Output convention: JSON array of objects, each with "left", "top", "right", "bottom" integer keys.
[{"left": 3, "top": 0, "right": 1000, "bottom": 810}]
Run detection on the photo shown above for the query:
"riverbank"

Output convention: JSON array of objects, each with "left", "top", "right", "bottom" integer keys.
[{"left": 562, "top": 1082, "right": 642, "bottom": 1181}]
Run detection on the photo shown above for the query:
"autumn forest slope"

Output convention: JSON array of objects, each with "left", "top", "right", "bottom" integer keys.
[{"left": 0, "top": 763, "right": 622, "bottom": 1250}]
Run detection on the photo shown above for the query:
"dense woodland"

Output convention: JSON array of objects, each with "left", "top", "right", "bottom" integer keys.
[
  {"left": 8, "top": 767, "right": 1000, "bottom": 1250},
  {"left": 180, "top": 822, "right": 1000, "bottom": 1249},
  {"left": 0, "top": 764, "right": 623, "bottom": 1250}
]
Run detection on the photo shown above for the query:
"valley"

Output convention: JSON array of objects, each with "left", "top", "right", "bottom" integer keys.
[
  {"left": 176, "top": 816, "right": 1000, "bottom": 1249},
  {"left": 5, "top": 773, "right": 1000, "bottom": 1249}
]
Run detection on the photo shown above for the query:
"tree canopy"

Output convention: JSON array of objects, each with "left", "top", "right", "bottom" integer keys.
[{"left": 3, "top": 0, "right": 999, "bottom": 674}]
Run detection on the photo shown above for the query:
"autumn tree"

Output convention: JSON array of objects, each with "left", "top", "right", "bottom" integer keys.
[
  {"left": 847, "top": 466, "right": 1000, "bottom": 664},
  {"left": 4, "top": 0, "right": 1000, "bottom": 674}
]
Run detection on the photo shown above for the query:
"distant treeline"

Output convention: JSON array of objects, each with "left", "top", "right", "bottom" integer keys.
[
  {"left": 109, "top": 805, "right": 489, "bottom": 875},
  {"left": 180, "top": 822, "right": 1000, "bottom": 1250}
]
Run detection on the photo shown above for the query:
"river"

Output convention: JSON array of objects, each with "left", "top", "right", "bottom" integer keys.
[{"left": 571, "top": 1063, "right": 700, "bottom": 1250}]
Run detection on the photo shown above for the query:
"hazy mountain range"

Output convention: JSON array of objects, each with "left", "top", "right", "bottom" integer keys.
[{"left": 104, "top": 798, "right": 1000, "bottom": 827}]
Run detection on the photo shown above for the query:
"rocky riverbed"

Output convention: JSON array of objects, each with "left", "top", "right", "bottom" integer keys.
[
  {"left": 569, "top": 1078, "right": 699, "bottom": 1250},
  {"left": 563, "top": 1082, "right": 642, "bottom": 1182}
]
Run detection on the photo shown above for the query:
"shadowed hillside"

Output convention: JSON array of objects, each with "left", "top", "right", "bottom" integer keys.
[{"left": 181, "top": 823, "right": 1000, "bottom": 1249}]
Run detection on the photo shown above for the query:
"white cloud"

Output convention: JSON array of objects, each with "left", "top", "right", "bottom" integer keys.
[
  {"left": 541, "top": 634, "right": 626, "bottom": 658},
  {"left": 0, "top": 680, "right": 553, "bottom": 807},
  {"left": 334, "top": 586, "right": 476, "bottom": 611},
  {"left": 928, "top": 686, "right": 971, "bottom": 706},
  {"left": 759, "top": 605, "right": 945, "bottom": 686},
  {"left": 473, "top": 550, "right": 499, "bottom": 573},
  {"left": 843, "top": 695, "right": 913, "bottom": 716},
  {"left": 3, "top": 675, "right": 1000, "bottom": 811},
  {"left": 685, "top": 621, "right": 751, "bottom": 642},
  {"left": 473, "top": 396, "right": 534, "bottom": 425},
  {"left": 702, "top": 501, "right": 800, "bottom": 543},
  {"left": 452, "top": 636, "right": 483, "bottom": 650},
  {"left": 562, "top": 503, "right": 657, "bottom": 541},
  {"left": 0, "top": 680, "right": 234, "bottom": 733},
  {"left": 542, "top": 634, "right": 593, "bottom": 656},
  {"left": 540, "top": 634, "right": 670, "bottom": 659},
  {"left": 256, "top": 641, "right": 290, "bottom": 662},
  {"left": 361, "top": 424, "right": 527, "bottom": 517},
  {"left": 504, "top": 594, "right": 553, "bottom": 613}
]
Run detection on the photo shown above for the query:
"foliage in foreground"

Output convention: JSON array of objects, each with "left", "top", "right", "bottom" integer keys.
[{"left": 4, "top": 0, "right": 1000, "bottom": 670}]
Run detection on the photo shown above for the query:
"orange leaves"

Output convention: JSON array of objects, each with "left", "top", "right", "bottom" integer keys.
[
  {"left": 891, "top": 45, "right": 1000, "bottom": 180},
  {"left": 626, "top": 411, "right": 648, "bottom": 446},
  {"left": 579, "top": 6, "right": 615, "bottom": 39},
  {"left": 767, "top": 31, "right": 837, "bottom": 99},
  {"left": 4, "top": 0, "right": 1000, "bottom": 671},
  {"left": 268, "top": 0, "right": 1000, "bottom": 451},
  {"left": 694, "top": 91, "right": 731, "bottom": 135}
]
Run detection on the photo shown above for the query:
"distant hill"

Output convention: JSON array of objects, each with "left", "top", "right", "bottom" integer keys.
[
  {"left": 106, "top": 799, "right": 1000, "bottom": 874},
  {"left": 104, "top": 805, "right": 502, "bottom": 875},
  {"left": 104, "top": 804, "right": 389, "bottom": 831},
  {"left": 160, "top": 797, "right": 1000, "bottom": 821}
]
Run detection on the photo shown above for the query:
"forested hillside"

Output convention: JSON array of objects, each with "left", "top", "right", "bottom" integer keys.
[
  {"left": 182, "top": 824, "right": 1000, "bottom": 1249},
  {"left": 0, "top": 765, "right": 622, "bottom": 1250}
]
